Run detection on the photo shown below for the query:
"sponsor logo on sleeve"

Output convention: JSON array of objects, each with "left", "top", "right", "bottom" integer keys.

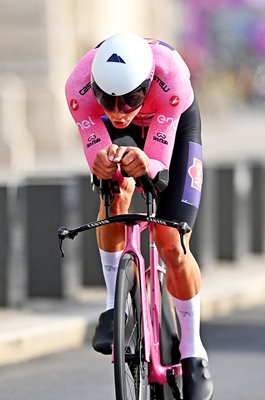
[
  {"left": 153, "top": 132, "right": 168, "bottom": 145},
  {"left": 182, "top": 142, "right": 203, "bottom": 209},
  {"left": 153, "top": 75, "right": 170, "bottom": 92},
  {"left": 70, "top": 99, "right": 79, "bottom": 111},
  {"left": 157, "top": 115, "right": 178, "bottom": 129},
  {"left": 86, "top": 134, "right": 101, "bottom": 148},
  {"left": 76, "top": 116, "right": 95, "bottom": 130},
  {"left": 79, "top": 82, "right": 92, "bottom": 96},
  {"left": 169, "top": 95, "right": 180, "bottom": 107},
  {"left": 188, "top": 158, "right": 203, "bottom": 192}
]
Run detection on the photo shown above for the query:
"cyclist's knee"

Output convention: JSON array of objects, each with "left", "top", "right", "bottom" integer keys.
[
  {"left": 111, "top": 194, "right": 131, "bottom": 215},
  {"left": 161, "top": 242, "right": 188, "bottom": 268},
  {"left": 155, "top": 226, "right": 191, "bottom": 268}
]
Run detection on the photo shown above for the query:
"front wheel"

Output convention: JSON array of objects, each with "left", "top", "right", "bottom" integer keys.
[
  {"left": 114, "top": 253, "right": 180, "bottom": 400},
  {"left": 114, "top": 253, "right": 148, "bottom": 400}
]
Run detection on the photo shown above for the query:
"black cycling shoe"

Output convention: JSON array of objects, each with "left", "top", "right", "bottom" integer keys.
[
  {"left": 181, "top": 357, "right": 213, "bottom": 400},
  {"left": 92, "top": 309, "right": 114, "bottom": 355}
]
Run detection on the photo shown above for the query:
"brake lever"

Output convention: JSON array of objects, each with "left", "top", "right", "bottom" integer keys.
[
  {"left": 178, "top": 222, "right": 191, "bottom": 255},
  {"left": 57, "top": 227, "right": 78, "bottom": 258},
  {"left": 180, "top": 231, "right": 187, "bottom": 255},
  {"left": 59, "top": 237, "right": 65, "bottom": 258}
]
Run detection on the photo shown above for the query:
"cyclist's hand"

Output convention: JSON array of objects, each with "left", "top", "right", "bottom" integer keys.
[
  {"left": 92, "top": 145, "right": 118, "bottom": 179},
  {"left": 114, "top": 146, "right": 149, "bottom": 178}
]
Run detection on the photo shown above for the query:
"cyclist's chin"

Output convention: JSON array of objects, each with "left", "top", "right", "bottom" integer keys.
[{"left": 111, "top": 120, "right": 130, "bottom": 129}]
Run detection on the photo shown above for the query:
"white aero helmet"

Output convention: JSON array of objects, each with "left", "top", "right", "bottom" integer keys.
[{"left": 91, "top": 33, "right": 154, "bottom": 113}]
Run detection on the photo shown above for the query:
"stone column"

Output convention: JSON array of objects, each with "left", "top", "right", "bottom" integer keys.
[
  {"left": 23, "top": 176, "right": 82, "bottom": 298},
  {"left": 0, "top": 75, "right": 35, "bottom": 173},
  {"left": 0, "top": 185, "right": 9, "bottom": 306},
  {"left": 250, "top": 163, "right": 265, "bottom": 254},
  {"left": 215, "top": 163, "right": 251, "bottom": 261}
]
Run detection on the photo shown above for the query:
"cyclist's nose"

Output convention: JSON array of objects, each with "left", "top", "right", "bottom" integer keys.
[
  {"left": 112, "top": 110, "right": 126, "bottom": 119},
  {"left": 117, "top": 113, "right": 126, "bottom": 119},
  {"left": 116, "top": 97, "right": 127, "bottom": 112}
]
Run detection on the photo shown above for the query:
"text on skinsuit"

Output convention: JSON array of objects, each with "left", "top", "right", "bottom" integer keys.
[
  {"left": 157, "top": 115, "right": 178, "bottom": 129},
  {"left": 153, "top": 75, "right": 170, "bottom": 92},
  {"left": 76, "top": 117, "right": 95, "bottom": 130},
  {"left": 153, "top": 132, "right": 168, "bottom": 145},
  {"left": 79, "top": 82, "right": 92, "bottom": 95},
  {"left": 86, "top": 137, "right": 101, "bottom": 148}
]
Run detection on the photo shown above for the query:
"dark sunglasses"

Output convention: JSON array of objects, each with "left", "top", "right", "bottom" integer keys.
[{"left": 92, "top": 79, "right": 151, "bottom": 113}]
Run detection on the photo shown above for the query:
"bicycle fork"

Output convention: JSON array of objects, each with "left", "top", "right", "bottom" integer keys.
[{"left": 121, "top": 223, "right": 182, "bottom": 392}]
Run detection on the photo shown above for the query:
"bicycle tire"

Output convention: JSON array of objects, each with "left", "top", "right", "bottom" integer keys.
[
  {"left": 114, "top": 253, "right": 181, "bottom": 400},
  {"left": 114, "top": 253, "right": 148, "bottom": 400}
]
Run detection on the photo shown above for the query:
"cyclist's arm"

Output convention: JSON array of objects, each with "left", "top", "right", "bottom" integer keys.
[
  {"left": 143, "top": 46, "right": 194, "bottom": 178},
  {"left": 65, "top": 50, "right": 112, "bottom": 173}
]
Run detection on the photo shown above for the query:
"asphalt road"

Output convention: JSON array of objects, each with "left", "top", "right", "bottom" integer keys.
[{"left": 0, "top": 305, "right": 264, "bottom": 400}]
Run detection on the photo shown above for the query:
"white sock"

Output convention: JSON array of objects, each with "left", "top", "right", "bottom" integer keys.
[
  {"left": 99, "top": 249, "right": 123, "bottom": 310},
  {"left": 172, "top": 292, "right": 208, "bottom": 361}
]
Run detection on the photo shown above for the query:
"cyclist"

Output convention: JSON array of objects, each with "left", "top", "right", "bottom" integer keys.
[{"left": 65, "top": 33, "right": 213, "bottom": 400}]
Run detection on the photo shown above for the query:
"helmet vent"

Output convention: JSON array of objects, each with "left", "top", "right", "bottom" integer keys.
[{"left": 107, "top": 53, "right": 126, "bottom": 63}]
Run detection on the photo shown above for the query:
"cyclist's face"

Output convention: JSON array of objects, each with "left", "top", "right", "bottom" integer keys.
[{"left": 105, "top": 105, "right": 142, "bottom": 129}]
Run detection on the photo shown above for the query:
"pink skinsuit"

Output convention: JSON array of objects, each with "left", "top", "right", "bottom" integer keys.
[{"left": 65, "top": 39, "right": 194, "bottom": 179}]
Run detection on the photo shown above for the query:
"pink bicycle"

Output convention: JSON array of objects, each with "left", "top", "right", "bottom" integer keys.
[{"left": 58, "top": 171, "right": 191, "bottom": 400}]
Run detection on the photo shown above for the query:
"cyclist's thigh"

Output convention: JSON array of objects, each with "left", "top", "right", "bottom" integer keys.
[{"left": 156, "top": 98, "right": 202, "bottom": 230}]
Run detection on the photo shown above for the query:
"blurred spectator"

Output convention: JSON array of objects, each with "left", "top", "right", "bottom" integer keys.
[{"left": 181, "top": 0, "right": 265, "bottom": 107}]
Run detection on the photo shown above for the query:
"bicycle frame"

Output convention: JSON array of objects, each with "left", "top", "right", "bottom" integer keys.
[
  {"left": 58, "top": 174, "right": 191, "bottom": 391},
  {"left": 120, "top": 219, "right": 182, "bottom": 385}
]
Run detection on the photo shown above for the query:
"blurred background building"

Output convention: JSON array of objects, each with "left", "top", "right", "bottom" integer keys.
[
  {"left": 0, "top": 0, "right": 183, "bottom": 176},
  {"left": 0, "top": 0, "right": 264, "bottom": 176},
  {"left": 0, "top": 0, "right": 264, "bottom": 305}
]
